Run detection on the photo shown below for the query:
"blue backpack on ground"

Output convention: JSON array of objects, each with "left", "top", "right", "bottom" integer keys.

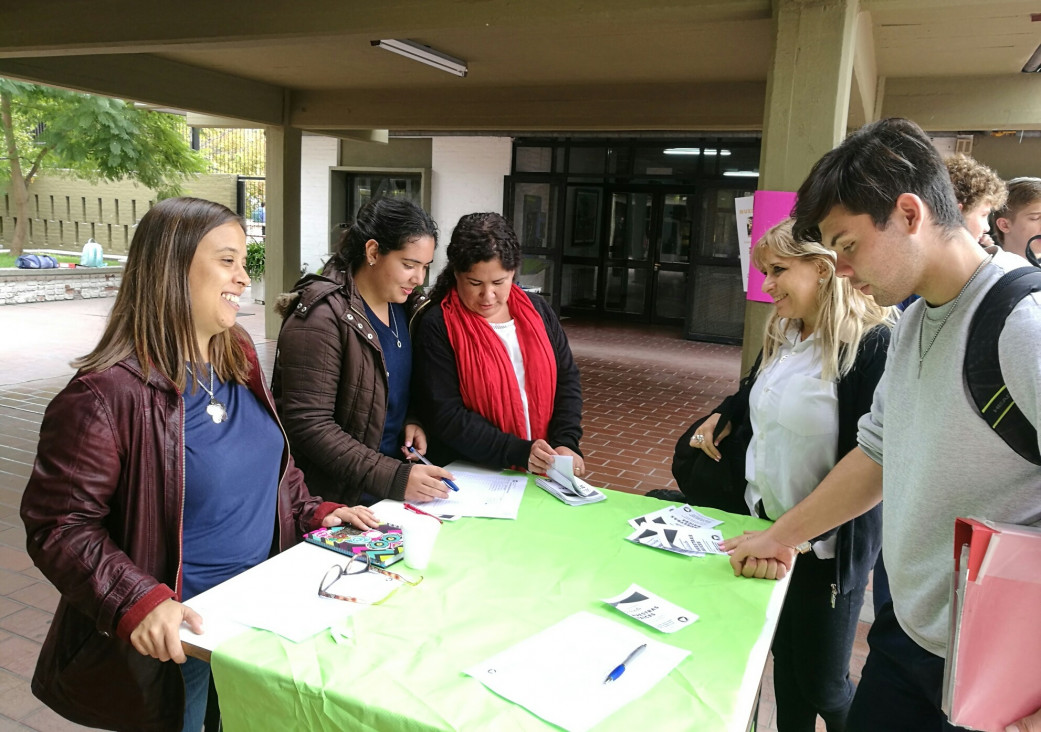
[{"left": 16, "top": 254, "right": 58, "bottom": 269}]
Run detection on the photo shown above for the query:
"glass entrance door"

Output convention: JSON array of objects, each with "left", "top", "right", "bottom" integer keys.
[{"left": 599, "top": 189, "right": 694, "bottom": 323}]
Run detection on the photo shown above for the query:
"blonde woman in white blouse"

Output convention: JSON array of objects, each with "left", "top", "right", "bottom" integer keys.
[{"left": 691, "top": 218, "right": 895, "bottom": 732}]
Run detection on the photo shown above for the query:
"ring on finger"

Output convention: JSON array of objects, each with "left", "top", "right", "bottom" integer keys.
[{"left": 692, "top": 433, "right": 706, "bottom": 445}]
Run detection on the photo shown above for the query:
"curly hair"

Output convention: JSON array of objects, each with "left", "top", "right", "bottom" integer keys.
[
  {"left": 753, "top": 218, "right": 896, "bottom": 381},
  {"left": 430, "top": 212, "right": 521, "bottom": 303},
  {"left": 945, "top": 154, "right": 1007, "bottom": 212}
]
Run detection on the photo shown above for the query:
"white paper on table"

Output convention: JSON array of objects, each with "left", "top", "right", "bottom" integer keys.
[
  {"left": 465, "top": 611, "right": 689, "bottom": 732},
  {"left": 626, "top": 524, "right": 725, "bottom": 557},
  {"left": 181, "top": 543, "right": 367, "bottom": 649},
  {"left": 602, "top": 583, "right": 698, "bottom": 633},
  {"left": 628, "top": 504, "right": 723, "bottom": 530},
  {"left": 421, "top": 471, "right": 526, "bottom": 519}
]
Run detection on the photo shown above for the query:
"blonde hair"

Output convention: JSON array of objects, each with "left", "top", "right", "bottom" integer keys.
[{"left": 752, "top": 218, "right": 895, "bottom": 381}]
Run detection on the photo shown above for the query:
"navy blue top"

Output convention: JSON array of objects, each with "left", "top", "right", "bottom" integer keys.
[
  {"left": 181, "top": 366, "right": 282, "bottom": 601},
  {"left": 363, "top": 301, "right": 412, "bottom": 457}
]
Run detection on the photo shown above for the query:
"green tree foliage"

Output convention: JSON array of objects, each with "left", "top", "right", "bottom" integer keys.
[{"left": 0, "top": 78, "right": 206, "bottom": 255}]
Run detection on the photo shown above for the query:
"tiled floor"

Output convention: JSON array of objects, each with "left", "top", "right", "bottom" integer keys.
[{"left": 0, "top": 293, "right": 870, "bottom": 731}]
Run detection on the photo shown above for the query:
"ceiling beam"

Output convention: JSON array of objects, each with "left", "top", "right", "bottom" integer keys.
[
  {"left": 0, "top": 55, "right": 284, "bottom": 126},
  {"left": 0, "top": 0, "right": 771, "bottom": 57},
  {"left": 881, "top": 74, "right": 1041, "bottom": 131},
  {"left": 290, "top": 82, "right": 767, "bottom": 131}
]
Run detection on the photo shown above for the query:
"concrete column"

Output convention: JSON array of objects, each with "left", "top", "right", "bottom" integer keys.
[
  {"left": 264, "top": 125, "right": 302, "bottom": 339},
  {"left": 741, "top": 0, "right": 860, "bottom": 373}
]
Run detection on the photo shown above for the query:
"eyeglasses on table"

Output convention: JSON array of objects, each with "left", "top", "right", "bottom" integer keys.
[{"left": 318, "top": 553, "right": 422, "bottom": 605}]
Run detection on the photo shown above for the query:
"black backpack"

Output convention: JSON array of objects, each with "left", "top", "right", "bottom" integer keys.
[{"left": 964, "top": 244, "right": 1041, "bottom": 465}]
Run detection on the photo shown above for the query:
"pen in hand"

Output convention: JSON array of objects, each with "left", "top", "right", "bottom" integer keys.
[
  {"left": 603, "top": 643, "right": 646, "bottom": 684},
  {"left": 406, "top": 446, "right": 460, "bottom": 492}
]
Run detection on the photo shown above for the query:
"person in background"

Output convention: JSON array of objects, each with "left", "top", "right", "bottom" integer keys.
[
  {"left": 413, "top": 212, "right": 584, "bottom": 476},
  {"left": 20, "top": 197, "right": 377, "bottom": 732},
  {"left": 945, "top": 154, "right": 1007, "bottom": 247},
  {"left": 273, "top": 197, "right": 454, "bottom": 506},
  {"left": 726, "top": 118, "right": 1041, "bottom": 732},
  {"left": 690, "top": 218, "right": 893, "bottom": 732},
  {"left": 994, "top": 176, "right": 1041, "bottom": 261}
]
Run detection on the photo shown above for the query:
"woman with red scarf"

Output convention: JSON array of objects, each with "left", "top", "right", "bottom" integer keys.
[{"left": 413, "top": 212, "right": 585, "bottom": 476}]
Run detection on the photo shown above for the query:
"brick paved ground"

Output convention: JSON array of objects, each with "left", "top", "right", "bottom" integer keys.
[{"left": 0, "top": 295, "right": 869, "bottom": 731}]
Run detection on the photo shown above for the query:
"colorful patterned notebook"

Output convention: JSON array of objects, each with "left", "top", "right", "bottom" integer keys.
[{"left": 303, "top": 523, "right": 404, "bottom": 568}]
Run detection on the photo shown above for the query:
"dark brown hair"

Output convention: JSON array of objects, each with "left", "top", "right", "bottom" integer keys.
[
  {"left": 74, "top": 196, "right": 250, "bottom": 391},
  {"left": 326, "top": 196, "right": 438, "bottom": 274},
  {"left": 430, "top": 212, "right": 521, "bottom": 303},
  {"left": 793, "top": 118, "right": 963, "bottom": 244}
]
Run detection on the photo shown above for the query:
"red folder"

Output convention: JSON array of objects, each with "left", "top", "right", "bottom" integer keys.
[{"left": 942, "top": 518, "right": 1041, "bottom": 731}]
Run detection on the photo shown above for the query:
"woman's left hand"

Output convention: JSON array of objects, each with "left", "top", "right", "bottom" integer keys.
[
  {"left": 554, "top": 446, "right": 585, "bottom": 476},
  {"left": 402, "top": 424, "right": 428, "bottom": 458},
  {"left": 324, "top": 505, "right": 380, "bottom": 530}
]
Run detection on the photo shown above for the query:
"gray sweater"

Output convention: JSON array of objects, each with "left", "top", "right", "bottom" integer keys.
[{"left": 858, "top": 249, "right": 1041, "bottom": 657}]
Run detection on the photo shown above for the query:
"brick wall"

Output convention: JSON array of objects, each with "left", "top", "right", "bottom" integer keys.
[
  {"left": 0, "top": 174, "right": 238, "bottom": 255},
  {"left": 0, "top": 268, "right": 122, "bottom": 305}
]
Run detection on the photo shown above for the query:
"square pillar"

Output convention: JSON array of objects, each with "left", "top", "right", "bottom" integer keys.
[
  {"left": 741, "top": 0, "right": 860, "bottom": 372},
  {"left": 264, "top": 125, "right": 302, "bottom": 339}
]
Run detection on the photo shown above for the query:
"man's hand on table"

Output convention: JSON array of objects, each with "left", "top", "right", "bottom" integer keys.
[{"left": 721, "top": 529, "right": 797, "bottom": 580}]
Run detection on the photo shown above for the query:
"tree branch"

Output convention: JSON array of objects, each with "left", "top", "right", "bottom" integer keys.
[{"left": 24, "top": 145, "right": 50, "bottom": 185}]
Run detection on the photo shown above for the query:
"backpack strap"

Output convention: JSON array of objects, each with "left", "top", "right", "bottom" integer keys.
[{"left": 964, "top": 266, "right": 1041, "bottom": 466}]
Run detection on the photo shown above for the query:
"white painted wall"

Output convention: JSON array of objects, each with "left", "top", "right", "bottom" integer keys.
[
  {"left": 429, "top": 137, "right": 513, "bottom": 281},
  {"left": 300, "top": 134, "right": 339, "bottom": 275}
]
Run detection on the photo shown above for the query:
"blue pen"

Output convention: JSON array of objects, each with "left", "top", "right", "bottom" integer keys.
[
  {"left": 603, "top": 643, "right": 646, "bottom": 684},
  {"left": 406, "top": 446, "right": 460, "bottom": 492}
]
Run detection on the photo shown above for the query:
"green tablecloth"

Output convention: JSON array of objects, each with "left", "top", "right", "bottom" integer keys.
[{"left": 211, "top": 481, "right": 779, "bottom": 731}]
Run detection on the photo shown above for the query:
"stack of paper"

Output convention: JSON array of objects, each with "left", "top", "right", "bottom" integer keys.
[
  {"left": 537, "top": 454, "right": 606, "bottom": 506},
  {"left": 421, "top": 469, "right": 526, "bottom": 519},
  {"left": 626, "top": 505, "right": 725, "bottom": 557},
  {"left": 943, "top": 518, "right": 1041, "bottom": 731}
]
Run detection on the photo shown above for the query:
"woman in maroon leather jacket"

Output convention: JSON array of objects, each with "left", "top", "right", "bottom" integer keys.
[{"left": 20, "top": 197, "right": 377, "bottom": 732}]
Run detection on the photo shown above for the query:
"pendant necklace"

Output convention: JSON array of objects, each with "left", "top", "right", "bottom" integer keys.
[
  {"left": 389, "top": 305, "right": 402, "bottom": 349},
  {"left": 917, "top": 253, "right": 992, "bottom": 378},
  {"left": 186, "top": 364, "right": 229, "bottom": 424}
]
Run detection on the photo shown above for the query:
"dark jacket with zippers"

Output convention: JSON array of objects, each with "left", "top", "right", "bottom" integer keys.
[
  {"left": 20, "top": 328, "right": 335, "bottom": 732},
  {"left": 272, "top": 266, "right": 424, "bottom": 505}
]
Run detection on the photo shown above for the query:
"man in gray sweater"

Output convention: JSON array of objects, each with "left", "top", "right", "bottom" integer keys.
[{"left": 725, "top": 118, "right": 1041, "bottom": 732}]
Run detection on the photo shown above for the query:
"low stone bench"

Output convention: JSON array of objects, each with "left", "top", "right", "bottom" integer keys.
[{"left": 0, "top": 266, "right": 123, "bottom": 305}]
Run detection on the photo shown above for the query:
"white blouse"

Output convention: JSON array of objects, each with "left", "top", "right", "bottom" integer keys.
[
  {"left": 744, "top": 331, "right": 839, "bottom": 559},
  {"left": 490, "top": 319, "right": 531, "bottom": 439}
]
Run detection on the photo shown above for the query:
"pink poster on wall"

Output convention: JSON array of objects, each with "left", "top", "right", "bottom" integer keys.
[{"left": 746, "top": 190, "right": 797, "bottom": 303}]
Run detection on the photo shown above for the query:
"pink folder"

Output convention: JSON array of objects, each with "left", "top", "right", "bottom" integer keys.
[{"left": 943, "top": 518, "right": 1041, "bottom": 731}]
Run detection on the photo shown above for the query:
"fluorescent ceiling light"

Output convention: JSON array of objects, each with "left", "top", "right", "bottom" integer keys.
[
  {"left": 663, "top": 147, "right": 731, "bottom": 156},
  {"left": 724, "top": 171, "right": 760, "bottom": 177},
  {"left": 371, "top": 39, "right": 468, "bottom": 77}
]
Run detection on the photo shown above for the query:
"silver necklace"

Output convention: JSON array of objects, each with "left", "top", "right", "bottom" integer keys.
[
  {"left": 186, "top": 364, "right": 228, "bottom": 423},
  {"left": 917, "top": 253, "right": 992, "bottom": 377},
  {"left": 389, "top": 305, "right": 402, "bottom": 349}
]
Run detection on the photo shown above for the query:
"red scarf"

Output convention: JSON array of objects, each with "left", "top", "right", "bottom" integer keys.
[{"left": 441, "top": 284, "right": 557, "bottom": 441}]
